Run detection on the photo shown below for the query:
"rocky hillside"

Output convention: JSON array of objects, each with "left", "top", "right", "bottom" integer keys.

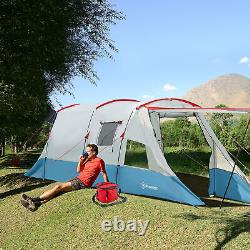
[{"left": 183, "top": 74, "right": 250, "bottom": 107}]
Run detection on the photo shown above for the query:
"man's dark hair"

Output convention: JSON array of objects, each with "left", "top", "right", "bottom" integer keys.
[{"left": 87, "top": 144, "right": 98, "bottom": 155}]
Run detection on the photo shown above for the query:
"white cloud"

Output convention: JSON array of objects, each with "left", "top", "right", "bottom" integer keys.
[
  {"left": 142, "top": 94, "right": 155, "bottom": 99},
  {"left": 163, "top": 84, "right": 176, "bottom": 92},
  {"left": 239, "top": 56, "right": 249, "bottom": 64},
  {"left": 248, "top": 64, "right": 250, "bottom": 68}
]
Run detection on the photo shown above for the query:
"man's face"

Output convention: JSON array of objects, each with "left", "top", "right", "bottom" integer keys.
[{"left": 86, "top": 146, "right": 95, "bottom": 158}]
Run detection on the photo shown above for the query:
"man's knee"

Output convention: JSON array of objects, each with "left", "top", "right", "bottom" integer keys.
[
  {"left": 60, "top": 182, "right": 73, "bottom": 191},
  {"left": 54, "top": 183, "right": 64, "bottom": 191}
]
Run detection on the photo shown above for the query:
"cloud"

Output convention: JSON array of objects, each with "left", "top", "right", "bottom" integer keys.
[
  {"left": 142, "top": 94, "right": 155, "bottom": 99},
  {"left": 163, "top": 84, "right": 176, "bottom": 92},
  {"left": 239, "top": 56, "right": 249, "bottom": 64}
]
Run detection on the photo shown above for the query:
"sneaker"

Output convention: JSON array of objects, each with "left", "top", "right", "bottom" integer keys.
[
  {"left": 21, "top": 193, "right": 32, "bottom": 201},
  {"left": 26, "top": 199, "right": 38, "bottom": 212},
  {"left": 20, "top": 198, "right": 29, "bottom": 209},
  {"left": 20, "top": 194, "right": 38, "bottom": 212}
]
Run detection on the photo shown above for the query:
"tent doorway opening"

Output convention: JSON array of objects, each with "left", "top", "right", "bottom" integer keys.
[{"left": 159, "top": 117, "right": 211, "bottom": 197}]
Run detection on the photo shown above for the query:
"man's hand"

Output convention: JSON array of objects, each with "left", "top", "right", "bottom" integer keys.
[
  {"left": 80, "top": 155, "right": 89, "bottom": 163},
  {"left": 80, "top": 155, "right": 84, "bottom": 163}
]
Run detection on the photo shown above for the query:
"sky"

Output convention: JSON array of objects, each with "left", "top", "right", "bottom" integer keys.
[{"left": 53, "top": 0, "right": 250, "bottom": 109}]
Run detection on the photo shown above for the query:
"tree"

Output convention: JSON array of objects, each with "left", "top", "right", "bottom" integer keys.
[
  {"left": 0, "top": 0, "right": 123, "bottom": 153},
  {"left": 0, "top": 0, "right": 123, "bottom": 94},
  {"left": 229, "top": 114, "right": 250, "bottom": 150}
]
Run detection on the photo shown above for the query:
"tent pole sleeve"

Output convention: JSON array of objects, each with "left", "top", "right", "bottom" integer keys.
[
  {"left": 117, "top": 110, "right": 134, "bottom": 165},
  {"left": 43, "top": 142, "right": 49, "bottom": 180},
  {"left": 115, "top": 110, "right": 134, "bottom": 184},
  {"left": 83, "top": 109, "right": 95, "bottom": 150}
]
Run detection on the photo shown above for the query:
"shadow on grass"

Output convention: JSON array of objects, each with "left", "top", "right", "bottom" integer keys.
[
  {"left": 176, "top": 172, "right": 209, "bottom": 196},
  {"left": 0, "top": 172, "right": 53, "bottom": 200},
  {"left": 0, "top": 182, "right": 53, "bottom": 199},
  {"left": 175, "top": 212, "right": 250, "bottom": 249}
]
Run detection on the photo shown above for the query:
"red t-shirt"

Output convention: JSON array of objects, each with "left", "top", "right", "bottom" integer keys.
[{"left": 77, "top": 156, "right": 105, "bottom": 188}]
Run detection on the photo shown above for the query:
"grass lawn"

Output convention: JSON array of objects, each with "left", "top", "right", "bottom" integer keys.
[{"left": 0, "top": 149, "right": 250, "bottom": 249}]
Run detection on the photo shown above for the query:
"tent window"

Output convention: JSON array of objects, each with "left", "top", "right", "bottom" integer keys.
[{"left": 97, "top": 122, "right": 120, "bottom": 146}]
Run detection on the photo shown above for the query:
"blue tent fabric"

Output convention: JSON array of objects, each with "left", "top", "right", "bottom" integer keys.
[
  {"left": 26, "top": 158, "right": 250, "bottom": 205},
  {"left": 209, "top": 169, "right": 250, "bottom": 204},
  {"left": 25, "top": 158, "right": 77, "bottom": 182},
  {"left": 25, "top": 159, "right": 205, "bottom": 206}
]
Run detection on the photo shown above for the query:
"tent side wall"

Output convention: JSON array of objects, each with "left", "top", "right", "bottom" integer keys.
[
  {"left": 25, "top": 104, "right": 96, "bottom": 180},
  {"left": 196, "top": 113, "right": 250, "bottom": 203}
]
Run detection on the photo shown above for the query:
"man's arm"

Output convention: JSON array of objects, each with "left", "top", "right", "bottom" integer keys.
[
  {"left": 102, "top": 170, "right": 109, "bottom": 182},
  {"left": 100, "top": 159, "right": 109, "bottom": 182},
  {"left": 77, "top": 158, "right": 82, "bottom": 173},
  {"left": 77, "top": 156, "right": 85, "bottom": 173}
]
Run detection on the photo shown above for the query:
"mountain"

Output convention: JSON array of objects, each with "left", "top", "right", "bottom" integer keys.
[{"left": 183, "top": 74, "right": 250, "bottom": 107}]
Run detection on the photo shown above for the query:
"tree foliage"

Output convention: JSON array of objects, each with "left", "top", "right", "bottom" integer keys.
[
  {"left": 0, "top": 0, "right": 123, "bottom": 154},
  {"left": 160, "top": 115, "right": 250, "bottom": 150},
  {"left": 161, "top": 117, "right": 207, "bottom": 148},
  {"left": 0, "top": 0, "right": 123, "bottom": 93}
]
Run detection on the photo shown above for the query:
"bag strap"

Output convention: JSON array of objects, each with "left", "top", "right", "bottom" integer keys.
[{"left": 92, "top": 193, "right": 127, "bottom": 207}]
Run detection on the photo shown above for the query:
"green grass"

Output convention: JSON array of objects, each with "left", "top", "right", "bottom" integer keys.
[{"left": 0, "top": 150, "right": 250, "bottom": 249}]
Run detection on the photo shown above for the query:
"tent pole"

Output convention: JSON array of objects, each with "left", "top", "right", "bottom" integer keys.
[
  {"left": 115, "top": 110, "right": 134, "bottom": 185},
  {"left": 220, "top": 118, "right": 250, "bottom": 209},
  {"left": 83, "top": 109, "right": 95, "bottom": 150},
  {"left": 43, "top": 142, "right": 49, "bottom": 180}
]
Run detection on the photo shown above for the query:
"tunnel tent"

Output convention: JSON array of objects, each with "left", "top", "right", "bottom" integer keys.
[{"left": 25, "top": 98, "right": 250, "bottom": 206}]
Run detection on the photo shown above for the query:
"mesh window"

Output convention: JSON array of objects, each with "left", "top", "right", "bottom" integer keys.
[{"left": 97, "top": 122, "right": 120, "bottom": 146}]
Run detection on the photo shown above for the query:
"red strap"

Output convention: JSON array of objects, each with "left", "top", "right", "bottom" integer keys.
[{"left": 120, "top": 131, "right": 125, "bottom": 139}]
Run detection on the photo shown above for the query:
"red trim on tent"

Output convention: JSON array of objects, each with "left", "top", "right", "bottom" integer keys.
[
  {"left": 146, "top": 107, "right": 250, "bottom": 112},
  {"left": 56, "top": 104, "right": 80, "bottom": 113},
  {"left": 96, "top": 99, "right": 140, "bottom": 109},
  {"left": 136, "top": 98, "right": 201, "bottom": 110},
  {"left": 120, "top": 131, "right": 125, "bottom": 139}
]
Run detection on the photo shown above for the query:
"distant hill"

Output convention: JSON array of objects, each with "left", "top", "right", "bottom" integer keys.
[{"left": 183, "top": 74, "right": 250, "bottom": 107}]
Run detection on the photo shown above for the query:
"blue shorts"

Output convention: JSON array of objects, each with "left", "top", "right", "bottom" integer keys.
[{"left": 69, "top": 177, "right": 87, "bottom": 190}]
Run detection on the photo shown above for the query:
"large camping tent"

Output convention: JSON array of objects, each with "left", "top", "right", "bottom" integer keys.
[{"left": 26, "top": 98, "right": 250, "bottom": 206}]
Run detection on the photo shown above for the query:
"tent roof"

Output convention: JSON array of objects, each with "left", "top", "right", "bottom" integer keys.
[
  {"left": 136, "top": 98, "right": 201, "bottom": 110},
  {"left": 55, "top": 98, "right": 250, "bottom": 115}
]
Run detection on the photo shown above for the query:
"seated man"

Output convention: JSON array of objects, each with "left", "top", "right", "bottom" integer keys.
[{"left": 21, "top": 144, "right": 109, "bottom": 211}]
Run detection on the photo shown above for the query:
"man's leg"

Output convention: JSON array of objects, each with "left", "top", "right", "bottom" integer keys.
[
  {"left": 21, "top": 182, "right": 74, "bottom": 211},
  {"left": 39, "top": 182, "right": 74, "bottom": 203}
]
